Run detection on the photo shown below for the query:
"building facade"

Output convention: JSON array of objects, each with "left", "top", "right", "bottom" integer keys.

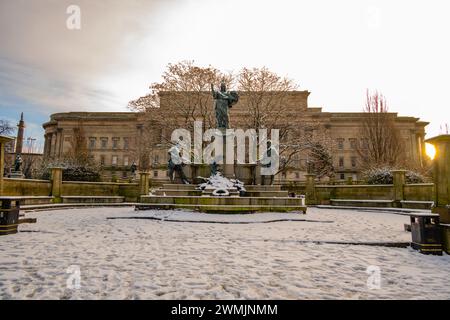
[{"left": 43, "top": 90, "right": 428, "bottom": 182}]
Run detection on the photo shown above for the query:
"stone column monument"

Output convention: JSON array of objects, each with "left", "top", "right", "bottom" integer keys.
[{"left": 11, "top": 113, "right": 25, "bottom": 178}]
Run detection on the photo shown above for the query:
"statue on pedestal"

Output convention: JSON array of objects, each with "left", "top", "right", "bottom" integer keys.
[
  {"left": 211, "top": 82, "right": 239, "bottom": 129},
  {"left": 168, "top": 142, "right": 190, "bottom": 184},
  {"left": 260, "top": 140, "right": 278, "bottom": 185},
  {"left": 14, "top": 154, "right": 23, "bottom": 172}
]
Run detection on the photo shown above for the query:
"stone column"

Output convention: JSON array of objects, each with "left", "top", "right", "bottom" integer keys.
[
  {"left": 43, "top": 134, "right": 49, "bottom": 158},
  {"left": 139, "top": 171, "right": 150, "bottom": 196},
  {"left": 426, "top": 135, "right": 450, "bottom": 223},
  {"left": 50, "top": 133, "right": 56, "bottom": 158},
  {"left": 222, "top": 129, "right": 235, "bottom": 179},
  {"left": 305, "top": 173, "right": 317, "bottom": 205},
  {"left": 56, "top": 128, "right": 63, "bottom": 158},
  {"left": 50, "top": 167, "right": 63, "bottom": 202},
  {"left": 0, "top": 137, "right": 14, "bottom": 195},
  {"left": 392, "top": 169, "right": 407, "bottom": 207}
]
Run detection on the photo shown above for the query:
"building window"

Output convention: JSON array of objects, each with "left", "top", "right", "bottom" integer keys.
[
  {"left": 337, "top": 139, "right": 344, "bottom": 150},
  {"left": 100, "top": 137, "right": 108, "bottom": 149},
  {"left": 351, "top": 157, "right": 357, "bottom": 168},
  {"left": 112, "top": 137, "right": 120, "bottom": 150},
  {"left": 349, "top": 138, "right": 358, "bottom": 150},
  {"left": 340, "top": 173, "right": 345, "bottom": 180},
  {"left": 89, "top": 137, "right": 96, "bottom": 149},
  {"left": 153, "top": 170, "right": 158, "bottom": 177},
  {"left": 100, "top": 155, "right": 105, "bottom": 165},
  {"left": 123, "top": 137, "right": 129, "bottom": 150},
  {"left": 295, "top": 172, "right": 300, "bottom": 179},
  {"left": 124, "top": 156, "right": 129, "bottom": 166},
  {"left": 112, "top": 155, "right": 118, "bottom": 166},
  {"left": 339, "top": 157, "right": 344, "bottom": 167}
]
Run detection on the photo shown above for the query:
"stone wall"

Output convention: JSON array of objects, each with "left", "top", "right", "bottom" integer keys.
[
  {"left": 403, "top": 183, "right": 435, "bottom": 201},
  {"left": 2, "top": 178, "right": 52, "bottom": 196},
  {"left": 283, "top": 173, "right": 435, "bottom": 207},
  {"left": 62, "top": 181, "right": 140, "bottom": 202}
]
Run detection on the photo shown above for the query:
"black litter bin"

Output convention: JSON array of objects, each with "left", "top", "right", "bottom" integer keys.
[
  {"left": 0, "top": 198, "right": 20, "bottom": 236},
  {"left": 410, "top": 213, "right": 442, "bottom": 255}
]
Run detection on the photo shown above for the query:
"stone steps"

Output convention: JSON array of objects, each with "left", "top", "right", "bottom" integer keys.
[
  {"left": 141, "top": 195, "right": 304, "bottom": 206},
  {"left": 143, "top": 183, "right": 302, "bottom": 214},
  {"left": 330, "top": 199, "right": 394, "bottom": 208},
  {"left": 61, "top": 196, "right": 125, "bottom": 204},
  {"left": 135, "top": 203, "right": 306, "bottom": 214}
]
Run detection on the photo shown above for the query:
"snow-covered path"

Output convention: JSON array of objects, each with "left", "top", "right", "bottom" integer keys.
[{"left": 0, "top": 207, "right": 449, "bottom": 300}]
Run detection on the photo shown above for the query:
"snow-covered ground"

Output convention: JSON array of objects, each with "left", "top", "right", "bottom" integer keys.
[{"left": 0, "top": 207, "right": 449, "bottom": 300}]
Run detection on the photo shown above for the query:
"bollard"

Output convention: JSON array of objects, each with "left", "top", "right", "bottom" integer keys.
[
  {"left": 139, "top": 171, "right": 150, "bottom": 196},
  {"left": 50, "top": 167, "right": 63, "bottom": 203},
  {"left": 305, "top": 174, "right": 317, "bottom": 205},
  {"left": 392, "top": 170, "right": 407, "bottom": 207}
]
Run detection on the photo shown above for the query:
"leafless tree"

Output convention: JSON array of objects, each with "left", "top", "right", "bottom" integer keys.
[
  {"left": 129, "top": 60, "right": 233, "bottom": 135},
  {"left": 357, "top": 90, "right": 405, "bottom": 169},
  {"left": 0, "top": 119, "right": 15, "bottom": 135},
  {"left": 62, "top": 120, "right": 92, "bottom": 167},
  {"left": 236, "top": 67, "right": 334, "bottom": 176}
]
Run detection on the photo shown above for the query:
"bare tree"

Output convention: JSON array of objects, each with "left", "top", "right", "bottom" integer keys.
[
  {"left": 129, "top": 60, "right": 233, "bottom": 135},
  {"left": 0, "top": 119, "right": 15, "bottom": 135},
  {"left": 128, "top": 63, "right": 335, "bottom": 176},
  {"left": 63, "top": 120, "right": 91, "bottom": 166},
  {"left": 236, "top": 67, "right": 334, "bottom": 176},
  {"left": 357, "top": 90, "right": 405, "bottom": 169}
]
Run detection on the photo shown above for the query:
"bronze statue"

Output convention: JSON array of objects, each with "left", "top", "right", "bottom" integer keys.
[
  {"left": 14, "top": 154, "right": 22, "bottom": 172},
  {"left": 211, "top": 82, "right": 239, "bottom": 129}
]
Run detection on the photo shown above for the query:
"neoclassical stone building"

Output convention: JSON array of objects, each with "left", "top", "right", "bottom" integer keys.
[{"left": 43, "top": 90, "right": 428, "bottom": 182}]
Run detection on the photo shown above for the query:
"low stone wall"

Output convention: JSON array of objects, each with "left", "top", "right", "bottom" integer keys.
[
  {"left": 0, "top": 171, "right": 438, "bottom": 208},
  {"left": 62, "top": 181, "right": 139, "bottom": 202},
  {"left": 2, "top": 178, "right": 52, "bottom": 196},
  {"left": 282, "top": 179, "right": 434, "bottom": 207},
  {"left": 0, "top": 176, "right": 140, "bottom": 202},
  {"left": 404, "top": 183, "right": 435, "bottom": 201},
  {"left": 329, "top": 184, "right": 394, "bottom": 201}
]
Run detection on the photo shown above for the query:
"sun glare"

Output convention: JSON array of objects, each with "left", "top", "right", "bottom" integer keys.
[{"left": 425, "top": 143, "right": 436, "bottom": 160}]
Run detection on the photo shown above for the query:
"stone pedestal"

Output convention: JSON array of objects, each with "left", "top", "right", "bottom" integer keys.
[
  {"left": 426, "top": 135, "right": 450, "bottom": 254},
  {"left": 139, "top": 172, "right": 150, "bottom": 195},
  {"left": 305, "top": 173, "right": 317, "bottom": 205},
  {"left": 426, "top": 135, "right": 450, "bottom": 223},
  {"left": 0, "top": 136, "right": 14, "bottom": 195},
  {"left": 9, "top": 171, "right": 24, "bottom": 179},
  {"left": 392, "top": 169, "right": 407, "bottom": 208},
  {"left": 50, "top": 167, "right": 63, "bottom": 202}
]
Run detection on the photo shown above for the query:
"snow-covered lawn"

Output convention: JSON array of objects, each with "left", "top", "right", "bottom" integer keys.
[{"left": 0, "top": 207, "right": 449, "bottom": 300}]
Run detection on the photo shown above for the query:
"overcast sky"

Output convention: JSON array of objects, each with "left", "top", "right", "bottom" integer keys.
[{"left": 0, "top": 0, "right": 449, "bottom": 149}]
